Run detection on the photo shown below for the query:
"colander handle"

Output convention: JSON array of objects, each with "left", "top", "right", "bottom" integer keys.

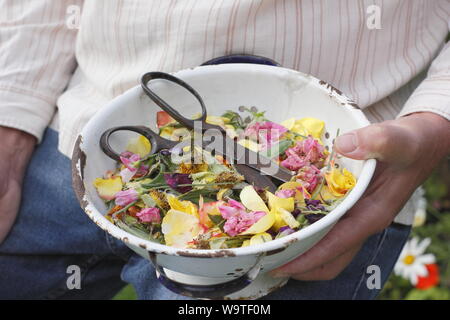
[
  {"left": 201, "top": 54, "right": 281, "bottom": 67},
  {"left": 149, "top": 252, "right": 265, "bottom": 300}
]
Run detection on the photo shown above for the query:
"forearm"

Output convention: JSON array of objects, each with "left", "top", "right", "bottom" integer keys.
[
  {"left": 401, "top": 112, "right": 450, "bottom": 161},
  {"left": 0, "top": 126, "right": 36, "bottom": 185}
]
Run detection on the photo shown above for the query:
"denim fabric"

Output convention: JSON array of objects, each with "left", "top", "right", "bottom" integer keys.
[{"left": 0, "top": 129, "right": 411, "bottom": 300}]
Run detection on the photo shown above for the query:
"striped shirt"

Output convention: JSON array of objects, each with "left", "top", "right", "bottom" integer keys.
[{"left": 0, "top": 0, "right": 449, "bottom": 224}]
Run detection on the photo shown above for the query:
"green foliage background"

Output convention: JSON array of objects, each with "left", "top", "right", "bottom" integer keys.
[{"left": 378, "top": 159, "right": 450, "bottom": 300}]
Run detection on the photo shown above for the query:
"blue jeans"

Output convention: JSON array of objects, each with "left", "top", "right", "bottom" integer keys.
[{"left": 0, "top": 129, "right": 411, "bottom": 300}]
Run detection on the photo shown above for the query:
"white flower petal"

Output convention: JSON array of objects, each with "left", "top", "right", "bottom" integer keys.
[
  {"left": 409, "top": 237, "right": 419, "bottom": 254},
  {"left": 400, "top": 265, "right": 412, "bottom": 280},
  {"left": 413, "top": 263, "right": 428, "bottom": 278},
  {"left": 394, "top": 262, "right": 403, "bottom": 275},
  {"left": 415, "top": 253, "right": 435, "bottom": 265},
  {"left": 415, "top": 237, "right": 431, "bottom": 256},
  {"left": 409, "top": 272, "right": 418, "bottom": 286},
  {"left": 398, "top": 248, "right": 407, "bottom": 261},
  {"left": 120, "top": 168, "right": 135, "bottom": 183}
]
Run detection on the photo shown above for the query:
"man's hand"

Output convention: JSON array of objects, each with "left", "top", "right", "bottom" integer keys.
[
  {"left": 0, "top": 127, "right": 36, "bottom": 244},
  {"left": 271, "top": 112, "right": 450, "bottom": 280}
]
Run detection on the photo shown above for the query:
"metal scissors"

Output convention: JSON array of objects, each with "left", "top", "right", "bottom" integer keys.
[{"left": 100, "top": 72, "right": 294, "bottom": 190}]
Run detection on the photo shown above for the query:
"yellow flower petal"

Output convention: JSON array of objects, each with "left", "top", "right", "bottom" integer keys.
[
  {"left": 210, "top": 237, "right": 228, "bottom": 249},
  {"left": 241, "top": 240, "right": 251, "bottom": 247},
  {"left": 206, "top": 116, "right": 226, "bottom": 127},
  {"left": 93, "top": 177, "right": 123, "bottom": 200},
  {"left": 319, "top": 186, "right": 337, "bottom": 201},
  {"left": 325, "top": 168, "right": 356, "bottom": 197},
  {"left": 171, "top": 128, "right": 191, "bottom": 141},
  {"left": 217, "top": 188, "right": 231, "bottom": 201},
  {"left": 161, "top": 209, "right": 202, "bottom": 248},
  {"left": 272, "top": 210, "right": 288, "bottom": 230},
  {"left": 280, "top": 118, "right": 296, "bottom": 131},
  {"left": 277, "top": 208, "right": 300, "bottom": 229},
  {"left": 266, "top": 191, "right": 295, "bottom": 212},
  {"left": 240, "top": 186, "right": 269, "bottom": 212},
  {"left": 160, "top": 126, "right": 177, "bottom": 139},
  {"left": 278, "top": 181, "right": 305, "bottom": 202},
  {"left": 167, "top": 194, "right": 199, "bottom": 218},
  {"left": 126, "top": 135, "right": 151, "bottom": 157},
  {"left": 249, "top": 232, "right": 272, "bottom": 246},
  {"left": 199, "top": 197, "right": 221, "bottom": 228},
  {"left": 296, "top": 117, "right": 325, "bottom": 139},
  {"left": 240, "top": 212, "right": 275, "bottom": 235}
]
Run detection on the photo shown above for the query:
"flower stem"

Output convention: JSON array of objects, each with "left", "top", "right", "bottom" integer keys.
[{"left": 112, "top": 201, "right": 138, "bottom": 218}]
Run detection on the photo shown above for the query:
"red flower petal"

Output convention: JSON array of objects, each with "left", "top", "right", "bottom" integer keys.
[{"left": 416, "top": 263, "right": 439, "bottom": 290}]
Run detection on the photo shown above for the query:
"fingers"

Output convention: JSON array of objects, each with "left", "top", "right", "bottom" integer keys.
[
  {"left": 270, "top": 177, "right": 394, "bottom": 279},
  {"left": 0, "top": 180, "right": 22, "bottom": 243},
  {"left": 335, "top": 122, "right": 419, "bottom": 164},
  {"left": 290, "top": 245, "right": 362, "bottom": 281},
  {"left": 0, "top": 128, "right": 35, "bottom": 187},
  {"left": 270, "top": 201, "right": 376, "bottom": 278},
  {"left": 0, "top": 128, "right": 35, "bottom": 244}
]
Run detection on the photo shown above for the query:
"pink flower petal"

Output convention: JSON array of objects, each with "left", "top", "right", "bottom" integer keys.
[
  {"left": 136, "top": 207, "right": 161, "bottom": 223},
  {"left": 115, "top": 189, "right": 138, "bottom": 206},
  {"left": 275, "top": 189, "right": 296, "bottom": 198}
]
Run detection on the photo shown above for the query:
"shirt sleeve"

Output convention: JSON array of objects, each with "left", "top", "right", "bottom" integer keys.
[
  {"left": 397, "top": 35, "right": 450, "bottom": 121},
  {"left": 0, "top": 0, "right": 83, "bottom": 142}
]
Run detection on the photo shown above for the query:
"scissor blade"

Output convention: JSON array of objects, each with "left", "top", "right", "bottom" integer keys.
[
  {"left": 244, "top": 157, "right": 294, "bottom": 183},
  {"left": 201, "top": 133, "right": 294, "bottom": 183},
  {"left": 233, "top": 164, "right": 277, "bottom": 193}
]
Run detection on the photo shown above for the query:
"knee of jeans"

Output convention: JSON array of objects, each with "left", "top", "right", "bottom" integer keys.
[{"left": 351, "top": 223, "right": 411, "bottom": 299}]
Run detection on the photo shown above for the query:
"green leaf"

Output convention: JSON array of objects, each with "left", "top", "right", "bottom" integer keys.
[
  {"left": 209, "top": 163, "right": 231, "bottom": 174},
  {"left": 224, "top": 235, "right": 251, "bottom": 248},
  {"left": 179, "top": 188, "right": 217, "bottom": 204},
  {"left": 221, "top": 110, "right": 245, "bottom": 130},
  {"left": 115, "top": 215, "right": 163, "bottom": 244},
  {"left": 141, "top": 193, "right": 157, "bottom": 207},
  {"left": 208, "top": 214, "right": 225, "bottom": 231},
  {"left": 141, "top": 163, "right": 166, "bottom": 188},
  {"left": 209, "top": 237, "right": 228, "bottom": 249}
]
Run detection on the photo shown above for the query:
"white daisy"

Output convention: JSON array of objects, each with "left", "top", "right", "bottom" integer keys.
[{"left": 394, "top": 237, "right": 435, "bottom": 285}]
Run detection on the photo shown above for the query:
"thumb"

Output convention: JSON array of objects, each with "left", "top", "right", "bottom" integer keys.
[{"left": 334, "top": 122, "right": 419, "bottom": 163}]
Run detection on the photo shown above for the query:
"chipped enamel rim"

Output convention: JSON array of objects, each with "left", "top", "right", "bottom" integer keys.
[{"left": 72, "top": 64, "right": 376, "bottom": 258}]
